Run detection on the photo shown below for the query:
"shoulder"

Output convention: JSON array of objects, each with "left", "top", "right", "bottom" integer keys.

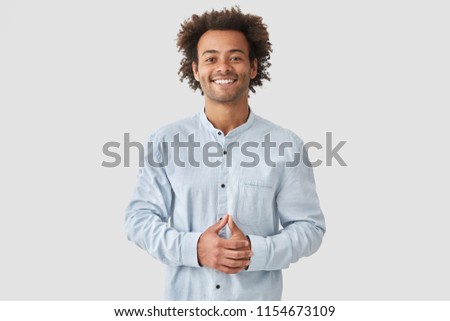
[
  {"left": 253, "top": 114, "right": 305, "bottom": 146},
  {"left": 148, "top": 113, "right": 200, "bottom": 142}
]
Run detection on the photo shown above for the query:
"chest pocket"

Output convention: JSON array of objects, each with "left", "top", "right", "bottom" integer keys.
[{"left": 235, "top": 180, "right": 276, "bottom": 236}]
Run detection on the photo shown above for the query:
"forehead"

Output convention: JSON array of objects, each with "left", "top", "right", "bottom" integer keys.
[{"left": 197, "top": 30, "right": 249, "bottom": 54}]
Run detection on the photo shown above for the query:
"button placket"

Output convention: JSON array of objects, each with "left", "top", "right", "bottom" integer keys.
[
  {"left": 217, "top": 137, "right": 229, "bottom": 238},
  {"left": 212, "top": 269, "right": 226, "bottom": 300}
]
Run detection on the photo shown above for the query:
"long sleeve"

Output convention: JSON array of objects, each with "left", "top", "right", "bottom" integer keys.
[
  {"left": 246, "top": 139, "right": 326, "bottom": 271},
  {"left": 125, "top": 135, "right": 201, "bottom": 268}
]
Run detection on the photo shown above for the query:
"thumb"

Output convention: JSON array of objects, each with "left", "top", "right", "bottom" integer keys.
[
  {"left": 211, "top": 214, "right": 229, "bottom": 233},
  {"left": 228, "top": 215, "right": 241, "bottom": 234}
]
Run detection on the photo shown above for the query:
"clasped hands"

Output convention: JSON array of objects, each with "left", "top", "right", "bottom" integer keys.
[{"left": 197, "top": 214, "right": 252, "bottom": 274}]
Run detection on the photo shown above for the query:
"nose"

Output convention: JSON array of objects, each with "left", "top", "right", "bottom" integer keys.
[{"left": 215, "top": 58, "right": 232, "bottom": 74}]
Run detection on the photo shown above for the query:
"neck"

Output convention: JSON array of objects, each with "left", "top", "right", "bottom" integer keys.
[
  {"left": 204, "top": 102, "right": 249, "bottom": 136},
  {"left": 204, "top": 95, "right": 250, "bottom": 136}
]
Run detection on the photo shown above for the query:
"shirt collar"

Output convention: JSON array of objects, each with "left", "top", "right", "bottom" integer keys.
[{"left": 198, "top": 107, "right": 256, "bottom": 137}]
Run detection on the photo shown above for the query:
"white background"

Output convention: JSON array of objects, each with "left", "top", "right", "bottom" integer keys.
[{"left": 1, "top": 0, "right": 449, "bottom": 300}]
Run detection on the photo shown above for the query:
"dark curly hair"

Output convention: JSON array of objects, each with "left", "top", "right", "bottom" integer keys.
[{"left": 176, "top": 6, "right": 272, "bottom": 94}]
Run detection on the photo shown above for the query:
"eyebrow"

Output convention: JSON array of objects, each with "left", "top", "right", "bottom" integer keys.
[{"left": 201, "top": 49, "right": 246, "bottom": 56}]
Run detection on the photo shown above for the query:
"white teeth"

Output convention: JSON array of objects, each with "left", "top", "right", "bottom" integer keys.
[{"left": 214, "top": 79, "right": 234, "bottom": 84}]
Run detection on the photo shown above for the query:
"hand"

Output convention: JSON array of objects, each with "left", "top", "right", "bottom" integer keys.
[
  {"left": 228, "top": 215, "right": 252, "bottom": 270},
  {"left": 197, "top": 214, "right": 252, "bottom": 274}
]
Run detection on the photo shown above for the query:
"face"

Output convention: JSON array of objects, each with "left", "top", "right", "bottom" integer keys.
[{"left": 192, "top": 30, "right": 257, "bottom": 105}]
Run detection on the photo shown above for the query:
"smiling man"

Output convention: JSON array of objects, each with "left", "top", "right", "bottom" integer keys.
[
  {"left": 194, "top": 29, "right": 257, "bottom": 110},
  {"left": 125, "top": 7, "right": 326, "bottom": 300}
]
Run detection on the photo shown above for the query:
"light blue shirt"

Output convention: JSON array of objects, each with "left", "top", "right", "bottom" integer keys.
[{"left": 125, "top": 109, "right": 325, "bottom": 300}]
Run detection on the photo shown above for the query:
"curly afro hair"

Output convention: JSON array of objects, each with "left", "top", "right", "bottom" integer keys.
[{"left": 176, "top": 6, "right": 272, "bottom": 94}]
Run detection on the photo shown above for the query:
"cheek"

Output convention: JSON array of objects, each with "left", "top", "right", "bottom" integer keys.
[{"left": 195, "top": 69, "right": 207, "bottom": 81}]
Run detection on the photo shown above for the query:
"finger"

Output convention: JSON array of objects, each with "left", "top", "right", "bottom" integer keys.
[
  {"left": 228, "top": 215, "right": 245, "bottom": 236},
  {"left": 210, "top": 214, "right": 229, "bottom": 233},
  {"left": 228, "top": 215, "right": 237, "bottom": 232},
  {"left": 217, "top": 266, "right": 243, "bottom": 274},
  {"left": 222, "top": 239, "right": 249, "bottom": 250},
  {"left": 218, "top": 257, "right": 251, "bottom": 269},
  {"left": 223, "top": 249, "right": 253, "bottom": 260}
]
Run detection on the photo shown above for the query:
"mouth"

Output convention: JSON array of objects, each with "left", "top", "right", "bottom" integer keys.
[{"left": 212, "top": 78, "right": 237, "bottom": 86}]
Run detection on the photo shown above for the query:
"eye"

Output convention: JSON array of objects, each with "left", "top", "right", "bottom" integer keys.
[
  {"left": 205, "top": 57, "right": 216, "bottom": 63},
  {"left": 230, "top": 57, "right": 242, "bottom": 61}
]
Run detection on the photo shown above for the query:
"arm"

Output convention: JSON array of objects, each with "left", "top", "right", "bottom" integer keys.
[
  {"left": 246, "top": 140, "right": 326, "bottom": 271},
  {"left": 125, "top": 135, "right": 201, "bottom": 267}
]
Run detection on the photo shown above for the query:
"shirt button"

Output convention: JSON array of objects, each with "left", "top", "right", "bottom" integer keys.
[
  {"left": 221, "top": 184, "right": 225, "bottom": 188},
  {"left": 216, "top": 284, "right": 220, "bottom": 289},
  {"left": 223, "top": 150, "right": 227, "bottom": 155},
  {"left": 218, "top": 132, "right": 222, "bottom": 135}
]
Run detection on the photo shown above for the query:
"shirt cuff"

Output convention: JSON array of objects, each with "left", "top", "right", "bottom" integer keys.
[
  {"left": 246, "top": 234, "right": 268, "bottom": 271},
  {"left": 180, "top": 232, "right": 203, "bottom": 267}
]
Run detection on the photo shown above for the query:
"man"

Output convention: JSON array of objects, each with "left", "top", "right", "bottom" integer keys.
[{"left": 125, "top": 7, "right": 325, "bottom": 300}]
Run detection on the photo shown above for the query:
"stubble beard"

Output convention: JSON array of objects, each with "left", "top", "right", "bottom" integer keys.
[{"left": 202, "top": 75, "right": 250, "bottom": 105}]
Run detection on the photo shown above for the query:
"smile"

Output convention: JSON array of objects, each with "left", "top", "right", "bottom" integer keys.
[{"left": 213, "top": 79, "right": 236, "bottom": 85}]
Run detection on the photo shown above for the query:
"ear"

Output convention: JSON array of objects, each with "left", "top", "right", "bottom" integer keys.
[
  {"left": 192, "top": 61, "right": 200, "bottom": 81},
  {"left": 250, "top": 58, "right": 258, "bottom": 79}
]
